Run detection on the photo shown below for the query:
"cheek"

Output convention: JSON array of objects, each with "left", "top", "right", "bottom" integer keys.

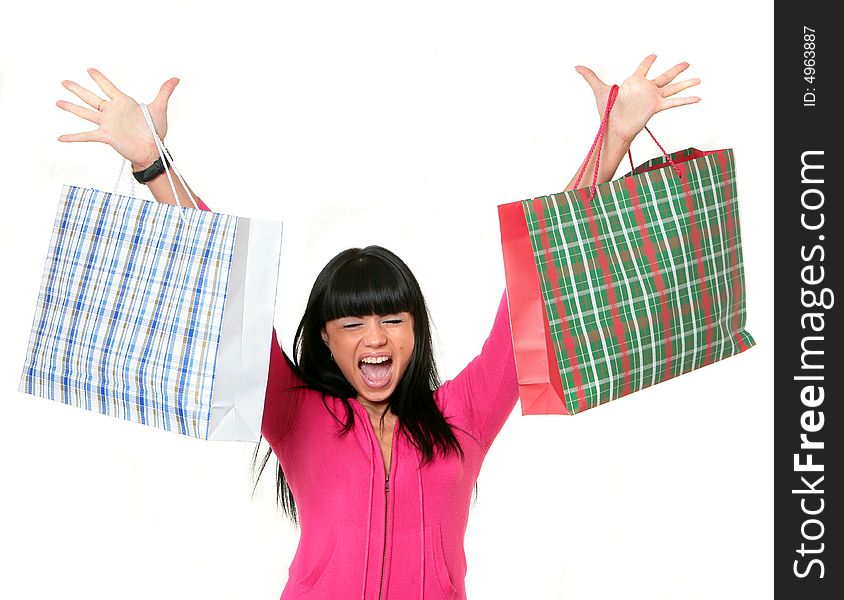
[
  {"left": 334, "top": 352, "right": 360, "bottom": 386},
  {"left": 401, "top": 332, "right": 415, "bottom": 359},
  {"left": 333, "top": 341, "right": 355, "bottom": 367},
  {"left": 326, "top": 336, "right": 356, "bottom": 374}
]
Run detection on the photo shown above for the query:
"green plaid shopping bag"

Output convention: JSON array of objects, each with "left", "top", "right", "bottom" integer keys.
[{"left": 499, "top": 85, "right": 755, "bottom": 415}]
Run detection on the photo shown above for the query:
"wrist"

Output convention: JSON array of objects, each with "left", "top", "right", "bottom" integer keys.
[
  {"left": 131, "top": 144, "right": 162, "bottom": 172},
  {"left": 131, "top": 161, "right": 155, "bottom": 173},
  {"left": 132, "top": 149, "right": 172, "bottom": 185},
  {"left": 605, "top": 127, "right": 635, "bottom": 149}
]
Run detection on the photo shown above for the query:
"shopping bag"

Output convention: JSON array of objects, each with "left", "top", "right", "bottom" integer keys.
[
  {"left": 19, "top": 104, "right": 282, "bottom": 441},
  {"left": 499, "top": 85, "right": 755, "bottom": 415}
]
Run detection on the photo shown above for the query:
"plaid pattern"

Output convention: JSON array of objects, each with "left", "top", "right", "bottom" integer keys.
[
  {"left": 520, "top": 148, "right": 754, "bottom": 414},
  {"left": 19, "top": 185, "right": 238, "bottom": 438}
]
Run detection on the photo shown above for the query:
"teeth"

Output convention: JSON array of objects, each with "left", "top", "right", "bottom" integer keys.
[{"left": 360, "top": 356, "right": 390, "bottom": 364}]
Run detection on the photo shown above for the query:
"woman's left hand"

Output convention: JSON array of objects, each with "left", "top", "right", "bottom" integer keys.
[{"left": 575, "top": 54, "right": 700, "bottom": 144}]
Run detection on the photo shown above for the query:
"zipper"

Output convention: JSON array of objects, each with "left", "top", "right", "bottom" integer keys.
[
  {"left": 364, "top": 405, "right": 395, "bottom": 600},
  {"left": 378, "top": 473, "right": 389, "bottom": 600}
]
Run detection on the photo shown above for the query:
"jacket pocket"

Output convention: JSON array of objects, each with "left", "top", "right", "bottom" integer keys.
[
  {"left": 431, "top": 521, "right": 457, "bottom": 599},
  {"left": 292, "top": 526, "right": 339, "bottom": 593}
]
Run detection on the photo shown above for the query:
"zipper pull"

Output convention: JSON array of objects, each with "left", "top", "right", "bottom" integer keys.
[{"left": 385, "top": 473, "right": 390, "bottom": 493}]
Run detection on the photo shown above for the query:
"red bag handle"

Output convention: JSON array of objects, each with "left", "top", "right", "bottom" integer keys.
[
  {"left": 627, "top": 126, "right": 681, "bottom": 178},
  {"left": 574, "top": 84, "right": 682, "bottom": 202},
  {"left": 573, "top": 85, "right": 619, "bottom": 200}
]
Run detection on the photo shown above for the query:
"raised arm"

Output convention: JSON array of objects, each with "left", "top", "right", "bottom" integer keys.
[
  {"left": 443, "top": 56, "right": 700, "bottom": 449},
  {"left": 437, "top": 291, "right": 519, "bottom": 451},
  {"left": 58, "top": 68, "right": 198, "bottom": 206},
  {"left": 564, "top": 54, "right": 700, "bottom": 192},
  {"left": 57, "top": 72, "right": 302, "bottom": 442}
]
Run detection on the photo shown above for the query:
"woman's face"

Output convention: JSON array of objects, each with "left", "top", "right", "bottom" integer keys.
[{"left": 321, "top": 312, "right": 415, "bottom": 406}]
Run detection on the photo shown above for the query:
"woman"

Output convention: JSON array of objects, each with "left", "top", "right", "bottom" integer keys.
[{"left": 57, "top": 55, "right": 700, "bottom": 599}]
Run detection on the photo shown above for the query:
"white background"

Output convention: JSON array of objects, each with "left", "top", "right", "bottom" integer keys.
[{"left": 0, "top": 1, "right": 773, "bottom": 599}]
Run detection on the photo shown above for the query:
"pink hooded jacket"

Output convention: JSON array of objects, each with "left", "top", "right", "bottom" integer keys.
[{"left": 196, "top": 199, "right": 519, "bottom": 599}]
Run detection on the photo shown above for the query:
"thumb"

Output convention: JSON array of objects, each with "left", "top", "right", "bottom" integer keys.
[
  {"left": 152, "top": 77, "right": 180, "bottom": 108},
  {"left": 574, "top": 65, "right": 605, "bottom": 93}
]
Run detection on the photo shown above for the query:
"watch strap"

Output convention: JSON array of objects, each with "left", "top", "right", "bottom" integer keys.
[{"left": 132, "top": 150, "right": 172, "bottom": 184}]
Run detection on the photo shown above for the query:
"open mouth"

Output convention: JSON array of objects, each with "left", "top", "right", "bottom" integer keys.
[{"left": 358, "top": 355, "right": 393, "bottom": 389}]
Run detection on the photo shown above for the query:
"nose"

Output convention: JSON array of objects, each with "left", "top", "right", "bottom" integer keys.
[{"left": 362, "top": 319, "right": 387, "bottom": 347}]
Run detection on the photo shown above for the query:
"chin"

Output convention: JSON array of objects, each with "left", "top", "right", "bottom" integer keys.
[{"left": 356, "top": 387, "right": 396, "bottom": 404}]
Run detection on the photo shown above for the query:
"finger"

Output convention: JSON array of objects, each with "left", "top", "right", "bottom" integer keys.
[
  {"left": 56, "top": 99, "right": 101, "bottom": 125},
  {"left": 634, "top": 54, "right": 657, "bottom": 77},
  {"left": 655, "top": 96, "right": 701, "bottom": 113},
  {"left": 86, "top": 68, "right": 122, "bottom": 100},
  {"left": 57, "top": 130, "right": 105, "bottom": 143},
  {"left": 574, "top": 65, "right": 607, "bottom": 92},
  {"left": 62, "top": 79, "right": 107, "bottom": 110},
  {"left": 652, "top": 62, "right": 690, "bottom": 87},
  {"left": 660, "top": 77, "right": 701, "bottom": 98},
  {"left": 152, "top": 78, "right": 180, "bottom": 109}
]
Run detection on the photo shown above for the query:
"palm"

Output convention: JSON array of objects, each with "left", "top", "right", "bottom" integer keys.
[
  {"left": 58, "top": 69, "right": 180, "bottom": 168},
  {"left": 575, "top": 55, "right": 700, "bottom": 143},
  {"left": 100, "top": 95, "right": 169, "bottom": 165}
]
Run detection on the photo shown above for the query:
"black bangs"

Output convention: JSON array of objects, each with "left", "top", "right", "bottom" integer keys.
[{"left": 319, "top": 248, "right": 417, "bottom": 321}]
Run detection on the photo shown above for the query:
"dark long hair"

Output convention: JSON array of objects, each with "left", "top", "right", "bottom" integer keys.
[{"left": 252, "top": 246, "right": 478, "bottom": 525}]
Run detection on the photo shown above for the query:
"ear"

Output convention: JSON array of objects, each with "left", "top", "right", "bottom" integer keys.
[{"left": 320, "top": 327, "right": 329, "bottom": 346}]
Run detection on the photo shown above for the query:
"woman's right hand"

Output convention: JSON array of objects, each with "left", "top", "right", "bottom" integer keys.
[
  {"left": 574, "top": 55, "right": 700, "bottom": 145},
  {"left": 57, "top": 69, "right": 181, "bottom": 171}
]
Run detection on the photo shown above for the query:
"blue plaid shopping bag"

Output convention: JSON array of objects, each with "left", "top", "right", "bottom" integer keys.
[{"left": 19, "top": 105, "right": 282, "bottom": 441}]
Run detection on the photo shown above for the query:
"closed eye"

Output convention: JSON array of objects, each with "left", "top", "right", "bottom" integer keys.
[
  {"left": 381, "top": 315, "right": 407, "bottom": 325},
  {"left": 382, "top": 312, "right": 412, "bottom": 325}
]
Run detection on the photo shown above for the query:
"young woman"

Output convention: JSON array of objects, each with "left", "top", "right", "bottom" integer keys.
[{"left": 56, "top": 55, "right": 700, "bottom": 599}]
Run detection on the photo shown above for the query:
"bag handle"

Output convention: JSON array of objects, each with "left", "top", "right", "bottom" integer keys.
[
  {"left": 574, "top": 84, "right": 682, "bottom": 202},
  {"left": 110, "top": 103, "right": 198, "bottom": 223},
  {"left": 572, "top": 85, "right": 619, "bottom": 201},
  {"left": 626, "top": 126, "right": 681, "bottom": 178},
  {"left": 110, "top": 157, "right": 137, "bottom": 202}
]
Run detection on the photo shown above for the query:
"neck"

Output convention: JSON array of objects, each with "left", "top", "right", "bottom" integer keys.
[{"left": 356, "top": 396, "right": 392, "bottom": 419}]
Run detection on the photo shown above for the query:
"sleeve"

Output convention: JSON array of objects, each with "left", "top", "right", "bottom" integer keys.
[
  {"left": 194, "top": 197, "right": 302, "bottom": 444},
  {"left": 438, "top": 291, "right": 520, "bottom": 450}
]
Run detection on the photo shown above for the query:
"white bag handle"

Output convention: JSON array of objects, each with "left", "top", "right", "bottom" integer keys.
[
  {"left": 111, "top": 157, "right": 136, "bottom": 202},
  {"left": 111, "top": 103, "right": 198, "bottom": 222}
]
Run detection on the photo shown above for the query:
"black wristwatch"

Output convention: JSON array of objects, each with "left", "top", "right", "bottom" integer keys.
[{"left": 133, "top": 150, "right": 172, "bottom": 184}]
